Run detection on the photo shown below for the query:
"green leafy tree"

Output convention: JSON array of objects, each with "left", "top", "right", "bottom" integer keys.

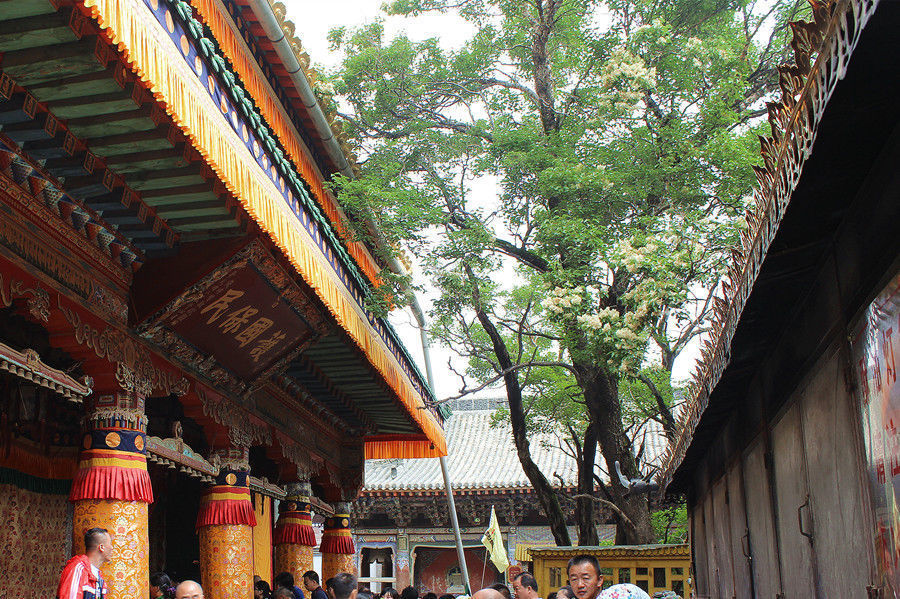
[{"left": 328, "top": 0, "right": 807, "bottom": 544}]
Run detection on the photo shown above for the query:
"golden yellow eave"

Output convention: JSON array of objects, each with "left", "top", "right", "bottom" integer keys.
[{"left": 78, "top": 0, "right": 446, "bottom": 458}]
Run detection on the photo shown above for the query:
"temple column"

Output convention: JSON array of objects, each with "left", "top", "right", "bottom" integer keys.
[
  {"left": 396, "top": 529, "right": 411, "bottom": 589},
  {"left": 321, "top": 501, "right": 356, "bottom": 580},
  {"left": 197, "top": 448, "right": 256, "bottom": 599},
  {"left": 70, "top": 367, "right": 153, "bottom": 599},
  {"left": 274, "top": 481, "right": 316, "bottom": 583}
]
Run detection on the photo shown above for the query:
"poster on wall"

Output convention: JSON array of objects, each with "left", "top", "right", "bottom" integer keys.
[{"left": 852, "top": 271, "right": 900, "bottom": 595}]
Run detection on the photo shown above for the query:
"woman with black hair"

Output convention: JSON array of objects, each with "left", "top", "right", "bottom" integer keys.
[
  {"left": 255, "top": 579, "right": 274, "bottom": 599},
  {"left": 150, "top": 572, "right": 175, "bottom": 599}
]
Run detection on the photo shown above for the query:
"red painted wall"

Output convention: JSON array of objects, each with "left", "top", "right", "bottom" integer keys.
[{"left": 414, "top": 547, "right": 502, "bottom": 594}]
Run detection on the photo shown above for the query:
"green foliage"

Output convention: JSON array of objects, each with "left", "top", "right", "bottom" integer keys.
[
  {"left": 327, "top": 0, "right": 805, "bottom": 539},
  {"left": 652, "top": 503, "right": 688, "bottom": 544}
]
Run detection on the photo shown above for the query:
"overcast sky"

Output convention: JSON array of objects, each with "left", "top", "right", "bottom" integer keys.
[
  {"left": 280, "top": 0, "right": 701, "bottom": 402},
  {"left": 282, "top": 0, "right": 475, "bottom": 72}
]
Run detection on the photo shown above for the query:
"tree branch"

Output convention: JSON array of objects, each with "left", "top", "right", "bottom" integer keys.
[
  {"left": 436, "top": 360, "right": 579, "bottom": 404},
  {"left": 568, "top": 493, "right": 635, "bottom": 529},
  {"left": 636, "top": 373, "right": 677, "bottom": 442}
]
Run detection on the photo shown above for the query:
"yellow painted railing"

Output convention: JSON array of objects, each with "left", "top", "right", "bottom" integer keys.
[{"left": 528, "top": 545, "right": 691, "bottom": 598}]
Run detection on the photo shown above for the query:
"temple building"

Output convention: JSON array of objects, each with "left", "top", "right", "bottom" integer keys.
[
  {"left": 0, "top": 0, "right": 446, "bottom": 597},
  {"left": 350, "top": 398, "right": 666, "bottom": 594},
  {"left": 660, "top": 1, "right": 900, "bottom": 597}
]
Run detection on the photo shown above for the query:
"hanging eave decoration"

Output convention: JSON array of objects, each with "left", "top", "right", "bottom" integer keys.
[{"left": 77, "top": 0, "right": 446, "bottom": 457}]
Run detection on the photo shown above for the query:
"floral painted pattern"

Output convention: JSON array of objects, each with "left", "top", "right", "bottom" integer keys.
[
  {"left": 0, "top": 484, "right": 69, "bottom": 597},
  {"left": 200, "top": 524, "right": 254, "bottom": 599},
  {"left": 322, "top": 552, "right": 356, "bottom": 581},
  {"left": 74, "top": 498, "right": 150, "bottom": 599},
  {"left": 275, "top": 543, "right": 314, "bottom": 586}
]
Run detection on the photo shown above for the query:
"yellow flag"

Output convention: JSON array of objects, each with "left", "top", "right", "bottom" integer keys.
[{"left": 481, "top": 505, "right": 510, "bottom": 573}]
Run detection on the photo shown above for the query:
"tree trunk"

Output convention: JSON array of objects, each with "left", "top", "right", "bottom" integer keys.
[
  {"left": 531, "top": 0, "right": 560, "bottom": 134},
  {"left": 577, "top": 361, "right": 655, "bottom": 544},
  {"left": 576, "top": 425, "right": 599, "bottom": 545},
  {"left": 465, "top": 265, "right": 572, "bottom": 546}
]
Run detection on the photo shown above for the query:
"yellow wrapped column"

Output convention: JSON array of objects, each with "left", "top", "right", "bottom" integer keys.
[
  {"left": 197, "top": 449, "right": 256, "bottom": 599},
  {"left": 320, "top": 502, "right": 356, "bottom": 580},
  {"left": 70, "top": 381, "right": 152, "bottom": 599},
  {"left": 274, "top": 482, "right": 316, "bottom": 582},
  {"left": 199, "top": 524, "right": 254, "bottom": 599},
  {"left": 73, "top": 500, "right": 149, "bottom": 599}
]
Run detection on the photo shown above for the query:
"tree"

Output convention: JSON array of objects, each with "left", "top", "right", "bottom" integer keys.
[{"left": 327, "top": 0, "right": 807, "bottom": 544}]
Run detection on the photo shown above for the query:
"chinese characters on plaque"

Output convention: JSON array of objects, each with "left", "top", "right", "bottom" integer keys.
[{"left": 166, "top": 263, "right": 312, "bottom": 380}]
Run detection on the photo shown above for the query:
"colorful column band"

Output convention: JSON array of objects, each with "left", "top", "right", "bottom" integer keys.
[
  {"left": 273, "top": 497, "right": 315, "bottom": 546},
  {"left": 320, "top": 512, "right": 354, "bottom": 555},
  {"left": 70, "top": 428, "right": 153, "bottom": 502},
  {"left": 197, "top": 469, "right": 256, "bottom": 527}
]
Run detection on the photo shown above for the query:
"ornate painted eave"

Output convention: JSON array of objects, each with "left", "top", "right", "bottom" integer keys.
[
  {"left": 145, "top": 434, "right": 330, "bottom": 510},
  {"left": 0, "top": 138, "right": 147, "bottom": 273},
  {"left": 146, "top": 435, "right": 218, "bottom": 482},
  {"left": 248, "top": 475, "right": 285, "bottom": 498},
  {"left": 169, "top": 0, "right": 378, "bottom": 289},
  {"left": 76, "top": 0, "right": 445, "bottom": 457},
  {"left": 0, "top": 341, "right": 93, "bottom": 402},
  {"left": 658, "top": 0, "right": 880, "bottom": 489}
]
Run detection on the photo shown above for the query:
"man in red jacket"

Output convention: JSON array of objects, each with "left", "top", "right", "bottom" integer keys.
[{"left": 57, "top": 527, "right": 111, "bottom": 599}]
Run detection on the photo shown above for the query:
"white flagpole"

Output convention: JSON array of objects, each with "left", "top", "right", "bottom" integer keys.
[{"left": 409, "top": 295, "right": 472, "bottom": 594}]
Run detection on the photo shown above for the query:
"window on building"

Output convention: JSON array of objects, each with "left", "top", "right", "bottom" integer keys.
[
  {"left": 359, "top": 547, "right": 395, "bottom": 593},
  {"left": 549, "top": 568, "right": 562, "bottom": 588},
  {"left": 653, "top": 568, "right": 666, "bottom": 589},
  {"left": 448, "top": 566, "right": 463, "bottom": 588},
  {"left": 600, "top": 569, "right": 613, "bottom": 590}
]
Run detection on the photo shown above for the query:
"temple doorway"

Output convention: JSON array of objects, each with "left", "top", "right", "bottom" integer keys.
[
  {"left": 359, "top": 547, "right": 394, "bottom": 592},
  {"left": 148, "top": 462, "right": 206, "bottom": 582}
]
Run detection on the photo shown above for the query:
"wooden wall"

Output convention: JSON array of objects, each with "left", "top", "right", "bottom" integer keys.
[{"left": 688, "top": 344, "right": 875, "bottom": 597}]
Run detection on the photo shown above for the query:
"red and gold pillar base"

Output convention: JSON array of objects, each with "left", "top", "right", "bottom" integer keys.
[
  {"left": 70, "top": 386, "right": 152, "bottom": 599},
  {"left": 197, "top": 453, "right": 256, "bottom": 599},
  {"left": 274, "top": 482, "right": 316, "bottom": 581},
  {"left": 320, "top": 502, "right": 355, "bottom": 580}
]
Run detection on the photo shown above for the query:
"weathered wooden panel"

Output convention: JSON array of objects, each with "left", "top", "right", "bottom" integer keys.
[
  {"left": 726, "top": 465, "right": 752, "bottom": 599},
  {"left": 703, "top": 493, "right": 721, "bottom": 597},
  {"left": 691, "top": 500, "right": 711, "bottom": 597},
  {"left": 800, "top": 348, "right": 874, "bottom": 597},
  {"left": 742, "top": 439, "right": 781, "bottom": 599},
  {"left": 711, "top": 478, "right": 735, "bottom": 598},
  {"left": 771, "top": 402, "right": 816, "bottom": 597}
]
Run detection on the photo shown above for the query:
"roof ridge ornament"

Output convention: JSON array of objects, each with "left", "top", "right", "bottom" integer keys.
[{"left": 658, "top": 0, "right": 881, "bottom": 490}]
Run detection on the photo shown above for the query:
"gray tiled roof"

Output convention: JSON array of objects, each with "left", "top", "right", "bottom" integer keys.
[
  {"left": 364, "top": 409, "right": 668, "bottom": 491},
  {"left": 365, "top": 409, "right": 578, "bottom": 490}
]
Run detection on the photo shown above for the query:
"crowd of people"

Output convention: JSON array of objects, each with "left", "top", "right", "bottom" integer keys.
[{"left": 56, "top": 529, "right": 666, "bottom": 599}]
